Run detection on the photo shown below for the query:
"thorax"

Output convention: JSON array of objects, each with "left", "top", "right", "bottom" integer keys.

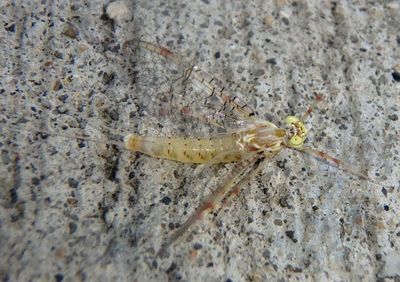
[{"left": 236, "top": 120, "right": 286, "bottom": 153}]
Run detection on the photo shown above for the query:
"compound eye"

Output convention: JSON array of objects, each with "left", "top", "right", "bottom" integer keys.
[
  {"left": 289, "top": 135, "right": 304, "bottom": 148},
  {"left": 285, "top": 116, "right": 299, "bottom": 126}
]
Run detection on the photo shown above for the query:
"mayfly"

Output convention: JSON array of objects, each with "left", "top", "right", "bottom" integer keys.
[
  {"left": 119, "top": 40, "right": 375, "bottom": 256},
  {"left": 2, "top": 38, "right": 376, "bottom": 257}
]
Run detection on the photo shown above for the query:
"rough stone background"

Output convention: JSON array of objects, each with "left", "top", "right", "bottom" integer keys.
[{"left": 1, "top": 0, "right": 399, "bottom": 281}]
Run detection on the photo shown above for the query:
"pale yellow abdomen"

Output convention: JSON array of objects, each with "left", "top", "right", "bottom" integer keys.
[{"left": 124, "top": 134, "right": 242, "bottom": 163}]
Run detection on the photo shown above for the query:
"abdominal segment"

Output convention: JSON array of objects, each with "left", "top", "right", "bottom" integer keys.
[{"left": 124, "top": 134, "right": 242, "bottom": 163}]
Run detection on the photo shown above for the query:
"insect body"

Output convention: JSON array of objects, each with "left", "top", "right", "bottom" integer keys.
[{"left": 124, "top": 118, "right": 300, "bottom": 164}]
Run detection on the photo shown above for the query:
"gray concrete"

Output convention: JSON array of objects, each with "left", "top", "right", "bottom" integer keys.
[{"left": 1, "top": 0, "right": 399, "bottom": 281}]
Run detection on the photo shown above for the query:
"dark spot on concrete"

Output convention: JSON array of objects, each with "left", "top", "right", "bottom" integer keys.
[
  {"left": 312, "top": 205, "right": 319, "bottom": 211},
  {"left": 5, "top": 23, "right": 16, "bottom": 32},
  {"left": 109, "top": 109, "right": 119, "bottom": 121},
  {"left": 285, "top": 264, "right": 303, "bottom": 272},
  {"left": 263, "top": 249, "right": 271, "bottom": 259},
  {"left": 166, "top": 262, "right": 177, "bottom": 273},
  {"left": 63, "top": 24, "right": 78, "bottom": 39},
  {"left": 52, "top": 80, "right": 63, "bottom": 91},
  {"left": 67, "top": 198, "right": 78, "bottom": 206},
  {"left": 285, "top": 230, "right": 297, "bottom": 243},
  {"left": 282, "top": 17, "right": 290, "bottom": 25},
  {"left": 392, "top": 71, "right": 400, "bottom": 82},
  {"left": 68, "top": 177, "right": 79, "bottom": 188},
  {"left": 214, "top": 51, "right": 220, "bottom": 59},
  {"left": 383, "top": 204, "right": 389, "bottom": 211},
  {"left": 69, "top": 222, "right": 77, "bottom": 234},
  {"left": 102, "top": 72, "right": 115, "bottom": 85},
  {"left": 9, "top": 188, "right": 18, "bottom": 204},
  {"left": 267, "top": 58, "right": 277, "bottom": 65},
  {"left": 53, "top": 50, "right": 63, "bottom": 59},
  {"left": 207, "top": 262, "right": 214, "bottom": 267},
  {"left": 32, "top": 177, "right": 40, "bottom": 185},
  {"left": 193, "top": 243, "right": 202, "bottom": 250},
  {"left": 10, "top": 204, "right": 25, "bottom": 222},
  {"left": 388, "top": 114, "right": 398, "bottom": 121},
  {"left": 381, "top": 187, "right": 387, "bottom": 197},
  {"left": 55, "top": 273, "right": 64, "bottom": 282},
  {"left": 277, "top": 159, "right": 287, "bottom": 169},
  {"left": 178, "top": 34, "right": 185, "bottom": 45},
  {"left": 161, "top": 196, "right": 171, "bottom": 205},
  {"left": 58, "top": 94, "right": 68, "bottom": 102},
  {"left": 112, "top": 190, "right": 120, "bottom": 202},
  {"left": 279, "top": 196, "right": 293, "bottom": 209}
]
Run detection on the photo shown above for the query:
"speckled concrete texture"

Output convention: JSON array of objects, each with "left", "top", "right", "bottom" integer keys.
[{"left": 0, "top": 1, "right": 399, "bottom": 281}]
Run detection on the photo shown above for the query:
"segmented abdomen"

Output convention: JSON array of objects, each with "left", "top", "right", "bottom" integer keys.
[{"left": 124, "top": 134, "right": 242, "bottom": 163}]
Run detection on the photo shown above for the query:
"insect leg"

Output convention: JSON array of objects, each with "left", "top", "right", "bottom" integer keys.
[
  {"left": 297, "top": 146, "right": 374, "bottom": 182},
  {"left": 157, "top": 153, "right": 264, "bottom": 256},
  {"left": 222, "top": 152, "right": 276, "bottom": 208}
]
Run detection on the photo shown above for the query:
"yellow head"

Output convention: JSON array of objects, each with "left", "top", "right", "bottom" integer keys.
[{"left": 284, "top": 116, "right": 308, "bottom": 149}]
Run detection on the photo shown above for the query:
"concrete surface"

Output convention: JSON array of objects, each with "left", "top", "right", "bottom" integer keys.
[{"left": 1, "top": 0, "right": 399, "bottom": 281}]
